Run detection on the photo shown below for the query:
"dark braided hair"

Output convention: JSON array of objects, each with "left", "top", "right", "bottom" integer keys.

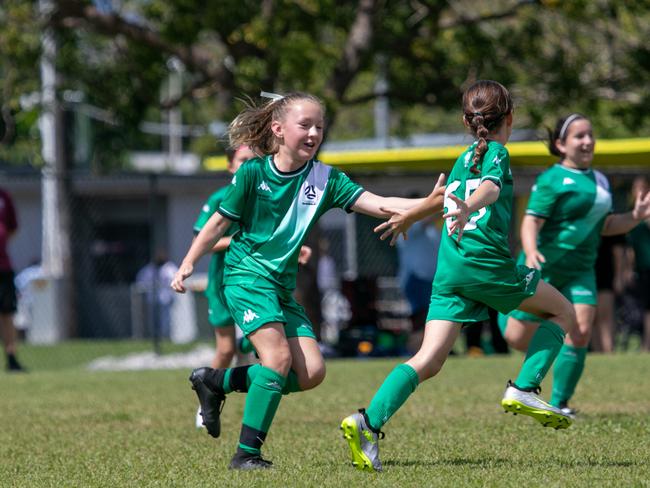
[{"left": 462, "top": 81, "right": 513, "bottom": 174}]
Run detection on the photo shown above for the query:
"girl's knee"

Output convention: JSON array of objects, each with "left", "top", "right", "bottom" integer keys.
[
  {"left": 556, "top": 306, "right": 578, "bottom": 334},
  {"left": 567, "top": 327, "right": 590, "bottom": 348},
  {"left": 216, "top": 342, "right": 236, "bottom": 360},
  {"left": 297, "top": 362, "right": 326, "bottom": 391},
  {"left": 504, "top": 329, "right": 529, "bottom": 352},
  {"left": 263, "top": 348, "right": 293, "bottom": 376}
]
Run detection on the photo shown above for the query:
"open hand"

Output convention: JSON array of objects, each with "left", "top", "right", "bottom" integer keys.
[
  {"left": 525, "top": 250, "right": 546, "bottom": 270},
  {"left": 298, "top": 245, "right": 312, "bottom": 265},
  {"left": 632, "top": 188, "right": 650, "bottom": 221},
  {"left": 374, "top": 208, "right": 412, "bottom": 246},
  {"left": 443, "top": 194, "right": 469, "bottom": 243}
]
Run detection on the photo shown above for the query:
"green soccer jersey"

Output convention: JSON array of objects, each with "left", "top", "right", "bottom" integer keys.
[
  {"left": 435, "top": 140, "right": 515, "bottom": 286},
  {"left": 522, "top": 164, "right": 612, "bottom": 275},
  {"left": 193, "top": 186, "right": 240, "bottom": 297},
  {"left": 218, "top": 155, "right": 364, "bottom": 290}
]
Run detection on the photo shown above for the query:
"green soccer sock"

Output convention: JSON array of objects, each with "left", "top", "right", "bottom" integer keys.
[
  {"left": 223, "top": 364, "right": 301, "bottom": 395},
  {"left": 365, "top": 364, "right": 419, "bottom": 431},
  {"left": 514, "top": 320, "right": 565, "bottom": 390},
  {"left": 238, "top": 366, "right": 286, "bottom": 455},
  {"left": 550, "top": 344, "right": 587, "bottom": 407},
  {"left": 238, "top": 336, "right": 254, "bottom": 354}
]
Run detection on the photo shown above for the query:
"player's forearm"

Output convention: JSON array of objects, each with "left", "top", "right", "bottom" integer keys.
[
  {"left": 183, "top": 213, "right": 231, "bottom": 266},
  {"left": 399, "top": 187, "right": 445, "bottom": 224},
  {"left": 601, "top": 212, "right": 644, "bottom": 236},
  {"left": 521, "top": 215, "right": 544, "bottom": 255},
  {"left": 212, "top": 235, "right": 233, "bottom": 253},
  {"left": 464, "top": 180, "right": 500, "bottom": 214}
]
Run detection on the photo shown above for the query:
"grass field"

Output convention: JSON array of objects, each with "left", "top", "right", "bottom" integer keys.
[{"left": 2, "top": 342, "right": 650, "bottom": 487}]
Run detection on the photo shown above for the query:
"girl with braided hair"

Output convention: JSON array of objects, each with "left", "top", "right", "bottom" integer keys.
[{"left": 341, "top": 80, "right": 578, "bottom": 473}]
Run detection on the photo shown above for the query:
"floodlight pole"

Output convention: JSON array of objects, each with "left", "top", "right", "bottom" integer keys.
[{"left": 39, "top": 0, "right": 75, "bottom": 339}]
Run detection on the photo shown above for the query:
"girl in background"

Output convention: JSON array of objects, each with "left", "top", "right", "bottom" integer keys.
[{"left": 499, "top": 114, "right": 650, "bottom": 415}]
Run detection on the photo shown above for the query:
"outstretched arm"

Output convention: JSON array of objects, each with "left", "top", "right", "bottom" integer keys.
[
  {"left": 444, "top": 179, "right": 500, "bottom": 242},
  {"left": 171, "top": 212, "right": 232, "bottom": 293},
  {"left": 351, "top": 192, "right": 426, "bottom": 219},
  {"left": 601, "top": 188, "right": 650, "bottom": 236},
  {"left": 371, "top": 174, "right": 447, "bottom": 245}
]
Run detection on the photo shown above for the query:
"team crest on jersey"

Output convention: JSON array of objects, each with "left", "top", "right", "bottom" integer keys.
[{"left": 302, "top": 184, "right": 317, "bottom": 205}]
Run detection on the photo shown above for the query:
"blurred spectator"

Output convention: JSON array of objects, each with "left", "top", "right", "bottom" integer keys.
[
  {"left": 293, "top": 227, "right": 319, "bottom": 337},
  {"left": 14, "top": 259, "right": 43, "bottom": 337},
  {"left": 591, "top": 234, "right": 626, "bottom": 352},
  {"left": 627, "top": 176, "right": 650, "bottom": 351},
  {"left": 396, "top": 214, "right": 441, "bottom": 352},
  {"left": 317, "top": 237, "right": 351, "bottom": 349},
  {"left": 317, "top": 237, "right": 338, "bottom": 294},
  {"left": 135, "top": 249, "right": 178, "bottom": 340},
  {"left": 0, "top": 187, "right": 25, "bottom": 372}
]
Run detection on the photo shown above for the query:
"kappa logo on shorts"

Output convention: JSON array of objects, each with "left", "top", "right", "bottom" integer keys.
[
  {"left": 524, "top": 270, "right": 536, "bottom": 289},
  {"left": 243, "top": 309, "right": 260, "bottom": 324}
]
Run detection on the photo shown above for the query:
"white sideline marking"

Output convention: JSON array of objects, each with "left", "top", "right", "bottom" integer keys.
[{"left": 87, "top": 345, "right": 215, "bottom": 371}]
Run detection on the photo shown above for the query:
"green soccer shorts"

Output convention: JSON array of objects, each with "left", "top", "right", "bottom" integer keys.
[
  {"left": 206, "top": 289, "right": 234, "bottom": 328},
  {"left": 426, "top": 265, "right": 541, "bottom": 323},
  {"left": 222, "top": 278, "right": 316, "bottom": 339},
  {"left": 507, "top": 268, "right": 597, "bottom": 323}
]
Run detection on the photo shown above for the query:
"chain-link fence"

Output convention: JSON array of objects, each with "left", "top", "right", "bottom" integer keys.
[{"left": 2, "top": 169, "right": 648, "bottom": 360}]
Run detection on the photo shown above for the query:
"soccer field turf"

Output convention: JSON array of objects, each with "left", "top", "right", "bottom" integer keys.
[{"left": 1, "top": 342, "right": 649, "bottom": 487}]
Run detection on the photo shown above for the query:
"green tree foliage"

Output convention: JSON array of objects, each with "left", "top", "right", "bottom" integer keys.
[{"left": 1, "top": 0, "right": 648, "bottom": 169}]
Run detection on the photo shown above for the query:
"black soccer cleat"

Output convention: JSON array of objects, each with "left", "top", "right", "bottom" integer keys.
[
  {"left": 6, "top": 355, "right": 26, "bottom": 373},
  {"left": 189, "top": 367, "right": 226, "bottom": 438},
  {"left": 228, "top": 451, "right": 273, "bottom": 470}
]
